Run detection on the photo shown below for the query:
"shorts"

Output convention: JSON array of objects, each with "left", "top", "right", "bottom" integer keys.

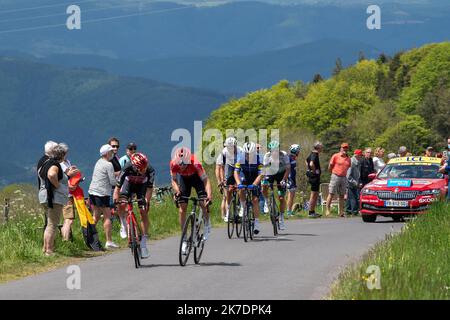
[
  {"left": 225, "top": 165, "right": 236, "bottom": 186},
  {"left": 119, "top": 182, "right": 149, "bottom": 208},
  {"left": 177, "top": 173, "right": 207, "bottom": 204},
  {"left": 262, "top": 171, "right": 286, "bottom": 196},
  {"left": 329, "top": 174, "right": 347, "bottom": 196},
  {"left": 89, "top": 194, "right": 111, "bottom": 208},
  {"left": 308, "top": 175, "right": 321, "bottom": 192},
  {"left": 63, "top": 197, "right": 76, "bottom": 220},
  {"left": 41, "top": 203, "right": 63, "bottom": 237},
  {"left": 240, "top": 172, "right": 261, "bottom": 197}
]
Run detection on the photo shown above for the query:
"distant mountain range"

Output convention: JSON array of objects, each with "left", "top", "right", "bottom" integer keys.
[
  {"left": 0, "top": 1, "right": 448, "bottom": 60},
  {"left": 0, "top": 56, "right": 227, "bottom": 186},
  {"left": 32, "top": 39, "right": 379, "bottom": 93}
]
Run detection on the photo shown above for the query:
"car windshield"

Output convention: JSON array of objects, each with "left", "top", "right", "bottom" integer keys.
[{"left": 378, "top": 164, "right": 442, "bottom": 179}]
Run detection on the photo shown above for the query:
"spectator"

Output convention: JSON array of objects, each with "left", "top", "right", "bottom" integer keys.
[
  {"left": 107, "top": 137, "right": 123, "bottom": 228},
  {"left": 108, "top": 137, "right": 122, "bottom": 177},
  {"left": 425, "top": 147, "right": 434, "bottom": 157},
  {"left": 59, "top": 143, "right": 80, "bottom": 241},
  {"left": 286, "top": 144, "right": 301, "bottom": 217},
  {"left": 38, "top": 144, "right": 75, "bottom": 256},
  {"left": 37, "top": 141, "right": 58, "bottom": 187},
  {"left": 398, "top": 146, "right": 408, "bottom": 157},
  {"left": 119, "top": 142, "right": 137, "bottom": 168},
  {"left": 346, "top": 149, "right": 363, "bottom": 216},
  {"left": 326, "top": 143, "right": 351, "bottom": 217},
  {"left": 360, "top": 148, "right": 375, "bottom": 187},
  {"left": 306, "top": 141, "right": 323, "bottom": 218},
  {"left": 373, "top": 147, "right": 386, "bottom": 173},
  {"left": 439, "top": 137, "right": 450, "bottom": 200},
  {"left": 88, "top": 144, "right": 119, "bottom": 249}
]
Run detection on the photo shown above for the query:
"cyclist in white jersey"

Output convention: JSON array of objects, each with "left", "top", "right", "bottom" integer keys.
[{"left": 215, "top": 137, "right": 244, "bottom": 222}]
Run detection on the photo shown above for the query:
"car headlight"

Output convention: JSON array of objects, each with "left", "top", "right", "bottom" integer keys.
[
  {"left": 362, "top": 188, "right": 378, "bottom": 196},
  {"left": 419, "top": 189, "right": 441, "bottom": 196}
]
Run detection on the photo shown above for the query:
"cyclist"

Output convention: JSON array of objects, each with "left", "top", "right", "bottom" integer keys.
[
  {"left": 234, "top": 142, "right": 264, "bottom": 235},
  {"left": 113, "top": 153, "right": 155, "bottom": 259},
  {"left": 261, "top": 140, "right": 291, "bottom": 231},
  {"left": 215, "top": 137, "right": 243, "bottom": 222},
  {"left": 286, "top": 144, "right": 301, "bottom": 218},
  {"left": 171, "top": 147, "right": 213, "bottom": 249}
]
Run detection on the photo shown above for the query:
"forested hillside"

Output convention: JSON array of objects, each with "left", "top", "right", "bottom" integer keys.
[
  {"left": 205, "top": 42, "right": 450, "bottom": 156},
  {"left": 0, "top": 57, "right": 227, "bottom": 185}
]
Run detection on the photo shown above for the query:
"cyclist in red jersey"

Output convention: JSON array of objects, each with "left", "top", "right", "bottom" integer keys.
[{"left": 170, "top": 147, "right": 212, "bottom": 242}]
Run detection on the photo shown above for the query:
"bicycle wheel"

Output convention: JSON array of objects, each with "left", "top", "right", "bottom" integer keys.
[
  {"left": 269, "top": 196, "right": 278, "bottom": 236},
  {"left": 129, "top": 218, "right": 141, "bottom": 268},
  {"left": 194, "top": 217, "right": 205, "bottom": 264},
  {"left": 248, "top": 205, "right": 255, "bottom": 240},
  {"left": 243, "top": 206, "right": 249, "bottom": 243},
  {"left": 179, "top": 214, "right": 194, "bottom": 266},
  {"left": 227, "top": 197, "right": 235, "bottom": 239},
  {"left": 235, "top": 198, "right": 243, "bottom": 238}
]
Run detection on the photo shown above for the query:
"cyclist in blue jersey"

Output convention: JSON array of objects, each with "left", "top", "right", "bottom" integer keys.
[
  {"left": 234, "top": 142, "right": 264, "bottom": 234},
  {"left": 287, "top": 144, "right": 301, "bottom": 217}
]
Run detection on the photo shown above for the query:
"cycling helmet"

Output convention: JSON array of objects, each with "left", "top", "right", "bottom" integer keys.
[
  {"left": 243, "top": 142, "right": 256, "bottom": 154},
  {"left": 173, "top": 147, "right": 191, "bottom": 165},
  {"left": 290, "top": 144, "right": 301, "bottom": 155},
  {"left": 131, "top": 153, "right": 148, "bottom": 171},
  {"left": 224, "top": 137, "right": 237, "bottom": 148},
  {"left": 268, "top": 140, "right": 280, "bottom": 151}
]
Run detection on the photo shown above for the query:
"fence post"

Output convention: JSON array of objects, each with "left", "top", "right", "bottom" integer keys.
[{"left": 3, "top": 198, "right": 9, "bottom": 223}]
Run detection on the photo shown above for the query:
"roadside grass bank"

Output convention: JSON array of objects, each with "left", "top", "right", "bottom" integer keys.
[{"left": 330, "top": 201, "right": 450, "bottom": 300}]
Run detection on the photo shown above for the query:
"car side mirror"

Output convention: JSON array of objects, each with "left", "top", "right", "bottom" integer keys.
[{"left": 368, "top": 173, "right": 377, "bottom": 181}]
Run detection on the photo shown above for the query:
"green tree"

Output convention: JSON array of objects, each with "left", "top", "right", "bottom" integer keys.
[
  {"left": 333, "top": 58, "right": 343, "bottom": 76},
  {"left": 312, "top": 73, "right": 323, "bottom": 83},
  {"left": 374, "top": 115, "right": 433, "bottom": 154}
]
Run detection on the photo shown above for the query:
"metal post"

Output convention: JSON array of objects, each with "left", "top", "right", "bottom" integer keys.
[{"left": 3, "top": 198, "right": 9, "bottom": 223}]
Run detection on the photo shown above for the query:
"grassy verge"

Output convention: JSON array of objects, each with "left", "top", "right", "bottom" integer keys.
[{"left": 330, "top": 201, "right": 450, "bottom": 300}]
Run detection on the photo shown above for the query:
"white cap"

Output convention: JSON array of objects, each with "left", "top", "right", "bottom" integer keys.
[{"left": 100, "top": 144, "right": 113, "bottom": 156}]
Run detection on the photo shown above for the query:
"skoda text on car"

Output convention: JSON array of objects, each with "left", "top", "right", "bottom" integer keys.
[{"left": 360, "top": 157, "right": 448, "bottom": 222}]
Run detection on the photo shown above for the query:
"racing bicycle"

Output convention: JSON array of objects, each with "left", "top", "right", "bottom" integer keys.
[
  {"left": 267, "top": 184, "right": 280, "bottom": 236},
  {"left": 117, "top": 198, "right": 144, "bottom": 268},
  {"left": 221, "top": 184, "right": 242, "bottom": 239},
  {"left": 238, "top": 184, "right": 257, "bottom": 242},
  {"left": 177, "top": 196, "right": 210, "bottom": 266}
]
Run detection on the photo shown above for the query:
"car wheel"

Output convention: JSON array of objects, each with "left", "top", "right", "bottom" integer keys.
[{"left": 362, "top": 214, "right": 377, "bottom": 223}]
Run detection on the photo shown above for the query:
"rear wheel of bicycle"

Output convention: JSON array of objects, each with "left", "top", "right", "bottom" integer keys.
[
  {"left": 227, "top": 199, "right": 235, "bottom": 239},
  {"left": 179, "top": 214, "right": 194, "bottom": 266},
  {"left": 130, "top": 219, "right": 141, "bottom": 268},
  {"left": 194, "top": 217, "right": 205, "bottom": 264}
]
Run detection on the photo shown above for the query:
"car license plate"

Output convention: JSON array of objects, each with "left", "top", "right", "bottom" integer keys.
[{"left": 384, "top": 200, "right": 408, "bottom": 207}]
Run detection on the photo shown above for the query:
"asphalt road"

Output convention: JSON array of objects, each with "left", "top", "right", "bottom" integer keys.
[{"left": 0, "top": 217, "right": 403, "bottom": 300}]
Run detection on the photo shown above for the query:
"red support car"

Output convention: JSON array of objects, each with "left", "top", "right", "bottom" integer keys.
[{"left": 360, "top": 157, "right": 448, "bottom": 222}]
